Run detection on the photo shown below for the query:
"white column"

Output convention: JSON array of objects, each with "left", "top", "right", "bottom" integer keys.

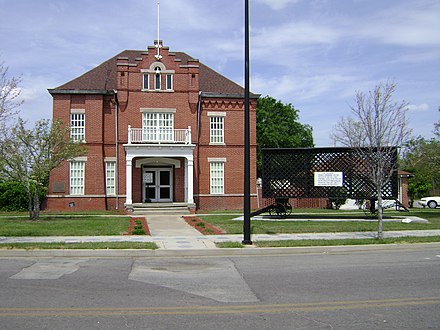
[
  {"left": 125, "top": 157, "right": 133, "bottom": 205},
  {"left": 186, "top": 156, "right": 194, "bottom": 204}
]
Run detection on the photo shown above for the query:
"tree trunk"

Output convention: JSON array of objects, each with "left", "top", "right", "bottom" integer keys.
[
  {"left": 33, "top": 183, "right": 40, "bottom": 220},
  {"left": 26, "top": 181, "right": 34, "bottom": 220},
  {"left": 377, "top": 193, "right": 383, "bottom": 239}
]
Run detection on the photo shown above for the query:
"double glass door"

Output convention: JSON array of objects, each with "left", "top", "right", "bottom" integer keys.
[{"left": 142, "top": 167, "right": 173, "bottom": 202}]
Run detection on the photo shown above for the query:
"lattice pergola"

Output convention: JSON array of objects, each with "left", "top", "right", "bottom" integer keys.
[{"left": 261, "top": 147, "right": 398, "bottom": 200}]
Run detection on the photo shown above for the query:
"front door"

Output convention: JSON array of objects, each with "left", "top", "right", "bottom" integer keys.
[{"left": 142, "top": 167, "right": 173, "bottom": 202}]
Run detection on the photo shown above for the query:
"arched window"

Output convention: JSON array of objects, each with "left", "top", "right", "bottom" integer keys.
[{"left": 154, "top": 66, "right": 161, "bottom": 90}]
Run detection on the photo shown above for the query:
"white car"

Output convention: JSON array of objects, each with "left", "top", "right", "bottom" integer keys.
[{"left": 419, "top": 196, "right": 440, "bottom": 209}]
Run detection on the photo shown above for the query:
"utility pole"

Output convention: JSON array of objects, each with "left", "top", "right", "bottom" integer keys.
[{"left": 242, "top": 0, "right": 252, "bottom": 245}]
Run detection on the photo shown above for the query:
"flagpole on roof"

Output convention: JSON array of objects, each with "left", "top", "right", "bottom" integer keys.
[{"left": 155, "top": 1, "right": 162, "bottom": 60}]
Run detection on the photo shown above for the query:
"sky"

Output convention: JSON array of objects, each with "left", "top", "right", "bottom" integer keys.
[{"left": 1, "top": 0, "right": 439, "bottom": 146}]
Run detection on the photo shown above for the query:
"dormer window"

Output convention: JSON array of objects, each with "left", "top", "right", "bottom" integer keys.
[{"left": 141, "top": 62, "right": 174, "bottom": 92}]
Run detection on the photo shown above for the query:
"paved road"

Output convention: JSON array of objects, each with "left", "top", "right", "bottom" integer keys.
[{"left": 1, "top": 244, "right": 439, "bottom": 329}]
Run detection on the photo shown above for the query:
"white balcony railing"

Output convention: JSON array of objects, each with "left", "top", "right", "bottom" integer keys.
[{"left": 127, "top": 125, "right": 192, "bottom": 144}]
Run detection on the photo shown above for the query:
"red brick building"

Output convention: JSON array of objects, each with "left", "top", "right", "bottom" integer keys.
[{"left": 46, "top": 41, "right": 258, "bottom": 212}]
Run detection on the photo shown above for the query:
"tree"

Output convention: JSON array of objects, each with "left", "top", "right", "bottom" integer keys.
[
  {"left": 401, "top": 120, "right": 440, "bottom": 203},
  {"left": 331, "top": 81, "right": 411, "bottom": 239},
  {"left": 0, "top": 119, "right": 87, "bottom": 219},
  {"left": 0, "top": 60, "right": 22, "bottom": 123},
  {"left": 257, "top": 96, "right": 314, "bottom": 175}
]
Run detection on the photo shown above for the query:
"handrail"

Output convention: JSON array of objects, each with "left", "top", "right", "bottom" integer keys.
[{"left": 128, "top": 126, "right": 192, "bottom": 144}]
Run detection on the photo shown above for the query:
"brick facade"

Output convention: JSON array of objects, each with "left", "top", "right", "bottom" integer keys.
[{"left": 46, "top": 41, "right": 258, "bottom": 212}]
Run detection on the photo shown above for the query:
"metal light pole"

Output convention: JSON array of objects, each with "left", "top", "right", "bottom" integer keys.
[{"left": 242, "top": 0, "right": 252, "bottom": 245}]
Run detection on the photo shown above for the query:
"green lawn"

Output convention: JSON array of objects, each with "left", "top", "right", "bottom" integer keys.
[
  {"left": 0, "top": 242, "right": 157, "bottom": 250},
  {"left": 216, "top": 236, "right": 440, "bottom": 248},
  {"left": 199, "top": 209, "right": 440, "bottom": 235},
  {"left": 0, "top": 215, "right": 130, "bottom": 236}
]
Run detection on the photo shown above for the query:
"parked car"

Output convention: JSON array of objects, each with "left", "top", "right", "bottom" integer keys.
[{"left": 418, "top": 196, "right": 440, "bottom": 209}]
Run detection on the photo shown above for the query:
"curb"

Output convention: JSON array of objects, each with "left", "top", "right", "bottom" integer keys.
[{"left": 1, "top": 242, "right": 439, "bottom": 258}]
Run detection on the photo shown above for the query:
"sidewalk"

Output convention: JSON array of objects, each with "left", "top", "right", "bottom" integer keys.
[
  {"left": 1, "top": 214, "right": 440, "bottom": 253},
  {"left": 1, "top": 231, "right": 440, "bottom": 249}
]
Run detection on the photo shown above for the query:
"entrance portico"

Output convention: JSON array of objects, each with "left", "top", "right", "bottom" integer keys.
[{"left": 124, "top": 144, "right": 195, "bottom": 209}]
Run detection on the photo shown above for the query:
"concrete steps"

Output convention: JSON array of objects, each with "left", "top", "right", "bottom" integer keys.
[{"left": 132, "top": 203, "right": 190, "bottom": 215}]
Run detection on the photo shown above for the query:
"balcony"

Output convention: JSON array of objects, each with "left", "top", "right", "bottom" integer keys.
[{"left": 127, "top": 125, "right": 192, "bottom": 144}]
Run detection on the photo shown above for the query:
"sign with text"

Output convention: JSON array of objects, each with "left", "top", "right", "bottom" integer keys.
[{"left": 314, "top": 172, "right": 343, "bottom": 187}]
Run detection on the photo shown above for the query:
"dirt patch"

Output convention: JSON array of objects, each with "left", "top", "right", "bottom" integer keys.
[
  {"left": 124, "top": 217, "right": 151, "bottom": 235},
  {"left": 183, "top": 216, "right": 225, "bottom": 235}
]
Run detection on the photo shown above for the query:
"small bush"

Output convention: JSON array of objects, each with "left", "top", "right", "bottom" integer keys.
[
  {"left": 131, "top": 228, "right": 146, "bottom": 235},
  {"left": 0, "top": 181, "right": 28, "bottom": 211}
]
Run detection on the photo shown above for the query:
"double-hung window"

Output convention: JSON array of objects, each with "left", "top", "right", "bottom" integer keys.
[
  {"left": 70, "top": 160, "right": 85, "bottom": 195},
  {"left": 142, "top": 111, "right": 174, "bottom": 142},
  {"left": 70, "top": 110, "right": 85, "bottom": 142},
  {"left": 209, "top": 159, "right": 226, "bottom": 194},
  {"left": 105, "top": 161, "right": 116, "bottom": 196},
  {"left": 208, "top": 112, "right": 226, "bottom": 144}
]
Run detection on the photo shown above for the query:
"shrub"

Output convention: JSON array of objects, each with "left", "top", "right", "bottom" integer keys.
[
  {"left": 0, "top": 180, "right": 47, "bottom": 212},
  {"left": 0, "top": 181, "right": 28, "bottom": 211}
]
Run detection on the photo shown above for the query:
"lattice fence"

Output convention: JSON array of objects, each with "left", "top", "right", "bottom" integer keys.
[{"left": 262, "top": 147, "right": 398, "bottom": 200}]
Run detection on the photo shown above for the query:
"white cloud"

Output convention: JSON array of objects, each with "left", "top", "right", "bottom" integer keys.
[
  {"left": 16, "top": 87, "right": 38, "bottom": 103},
  {"left": 407, "top": 103, "right": 430, "bottom": 112},
  {"left": 252, "top": 21, "right": 339, "bottom": 49},
  {"left": 358, "top": 1, "right": 440, "bottom": 47},
  {"left": 252, "top": 72, "right": 358, "bottom": 102},
  {"left": 254, "top": 0, "right": 302, "bottom": 10}
]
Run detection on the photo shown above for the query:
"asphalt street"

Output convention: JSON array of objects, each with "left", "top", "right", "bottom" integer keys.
[{"left": 1, "top": 244, "right": 439, "bottom": 329}]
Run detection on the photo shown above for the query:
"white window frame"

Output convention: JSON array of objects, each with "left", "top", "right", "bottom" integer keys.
[
  {"left": 70, "top": 110, "right": 85, "bottom": 142},
  {"left": 142, "top": 111, "right": 174, "bottom": 142},
  {"left": 142, "top": 73, "right": 149, "bottom": 90},
  {"left": 208, "top": 112, "right": 226, "bottom": 145},
  {"left": 166, "top": 73, "right": 173, "bottom": 90},
  {"left": 154, "top": 67, "right": 161, "bottom": 90},
  {"left": 70, "top": 160, "right": 85, "bottom": 195},
  {"left": 141, "top": 62, "right": 174, "bottom": 92},
  {"left": 209, "top": 158, "right": 226, "bottom": 195},
  {"left": 105, "top": 161, "right": 116, "bottom": 196}
]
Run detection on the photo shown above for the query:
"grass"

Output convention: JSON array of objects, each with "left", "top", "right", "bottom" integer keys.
[
  {"left": 0, "top": 215, "right": 130, "bottom": 236},
  {"left": 254, "top": 236, "right": 440, "bottom": 248},
  {"left": 199, "top": 209, "right": 440, "bottom": 235},
  {"left": 0, "top": 242, "right": 158, "bottom": 250},
  {"left": 216, "top": 236, "right": 440, "bottom": 248}
]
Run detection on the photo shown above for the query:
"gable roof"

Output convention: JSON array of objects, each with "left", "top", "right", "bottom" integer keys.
[{"left": 49, "top": 50, "right": 256, "bottom": 98}]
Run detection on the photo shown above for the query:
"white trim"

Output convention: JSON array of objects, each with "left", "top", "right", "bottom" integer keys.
[
  {"left": 207, "top": 111, "right": 226, "bottom": 117},
  {"left": 69, "top": 156, "right": 88, "bottom": 162},
  {"left": 104, "top": 157, "right": 117, "bottom": 162},
  {"left": 135, "top": 157, "right": 181, "bottom": 168},
  {"left": 70, "top": 112, "right": 85, "bottom": 143},
  {"left": 105, "top": 161, "right": 116, "bottom": 196},
  {"left": 149, "top": 62, "right": 166, "bottom": 71},
  {"left": 69, "top": 160, "right": 85, "bottom": 196},
  {"left": 208, "top": 157, "right": 227, "bottom": 163},
  {"left": 142, "top": 167, "right": 173, "bottom": 203},
  {"left": 47, "top": 195, "right": 127, "bottom": 198},
  {"left": 140, "top": 108, "right": 176, "bottom": 113},
  {"left": 209, "top": 161, "right": 224, "bottom": 195},
  {"left": 195, "top": 194, "right": 258, "bottom": 197}
]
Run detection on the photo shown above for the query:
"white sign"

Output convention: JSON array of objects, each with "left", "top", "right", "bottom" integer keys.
[{"left": 314, "top": 172, "right": 343, "bottom": 187}]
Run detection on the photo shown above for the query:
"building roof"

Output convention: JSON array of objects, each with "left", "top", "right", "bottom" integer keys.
[{"left": 49, "top": 49, "right": 256, "bottom": 98}]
